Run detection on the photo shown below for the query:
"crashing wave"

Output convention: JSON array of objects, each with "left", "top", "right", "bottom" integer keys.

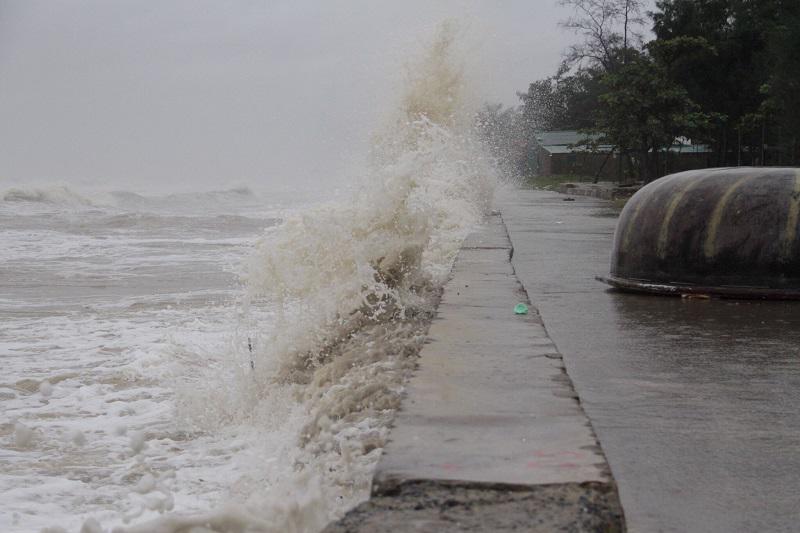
[
  {"left": 115, "top": 21, "right": 496, "bottom": 533},
  {"left": 241, "top": 20, "right": 494, "bottom": 436},
  {"left": 1, "top": 185, "right": 258, "bottom": 214}
]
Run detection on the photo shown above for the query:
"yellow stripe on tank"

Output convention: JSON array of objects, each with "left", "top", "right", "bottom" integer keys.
[
  {"left": 620, "top": 199, "right": 645, "bottom": 254},
  {"left": 620, "top": 177, "right": 674, "bottom": 254},
  {"left": 703, "top": 174, "right": 754, "bottom": 259},
  {"left": 782, "top": 169, "right": 800, "bottom": 260},
  {"left": 657, "top": 176, "right": 703, "bottom": 259}
]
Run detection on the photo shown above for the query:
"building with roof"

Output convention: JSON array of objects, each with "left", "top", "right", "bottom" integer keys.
[{"left": 531, "top": 130, "right": 712, "bottom": 181}]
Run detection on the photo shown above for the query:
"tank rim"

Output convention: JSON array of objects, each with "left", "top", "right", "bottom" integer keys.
[{"left": 596, "top": 275, "right": 800, "bottom": 300}]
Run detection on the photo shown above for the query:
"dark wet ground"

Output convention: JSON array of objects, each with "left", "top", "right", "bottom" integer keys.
[
  {"left": 500, "top": 187, "right": 800, "bottom": 533},
  {"left": 324, "top": 481, "right": 622, "bottom": 533}
]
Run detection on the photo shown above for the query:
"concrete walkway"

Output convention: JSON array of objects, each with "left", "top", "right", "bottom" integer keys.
[
  {"left": 326, "top": 213, "right": 624, "bottom": 532},
  {"left": 500, "top": 187, "right": 800, "bottom": 533}
]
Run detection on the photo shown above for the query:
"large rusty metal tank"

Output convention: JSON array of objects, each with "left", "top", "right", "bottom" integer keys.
[{"left": 600, "top": 167, "right": 800, "bottom": 299}]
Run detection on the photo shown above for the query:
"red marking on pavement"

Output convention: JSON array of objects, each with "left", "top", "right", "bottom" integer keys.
[
  {"left": 529, "top": 450, "right": 584, "bottom": 459},
  {"left": 526, "top": 460, "right": 581, "bottom": 469}
]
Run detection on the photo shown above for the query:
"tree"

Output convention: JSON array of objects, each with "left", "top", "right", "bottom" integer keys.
[
  {"left": 762, "top": 3, "right": 800, "bottom": 164},
  {"left": 517, "top": 64, "right": 600, "bottom": 133},
  {"left": 594, "top": 49, "right": 711, "bottom": 182},
  {"left": 555, "top": 0, "right": 648, "bottom": 181},
  {"left": 514, "top": 65, "right": 606, "bottom": 178},
  {"left": 651, "top": 0, "right": 799, "bottom": 166},
  {"left": 560, "top": 0, "right": 645, "bottom": 71},
  {"left": 506, "top": 0, "right": 799, "bottom": 182}
]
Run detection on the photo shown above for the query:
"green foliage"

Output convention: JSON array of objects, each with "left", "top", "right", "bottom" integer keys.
[
  {"left": 490, "top": 0, "right": 800, "bottom": 181},
  {"left": 518, "top": 0, "right": 647, "bottom": 138},
  {"left": 518, "top": 64, "right": 600, "bottom": 132},
  {"left": 763, "top": 4, "right": 800, "bottom": 149},
  {"left": 652, "top": 0, "right": 800, "bottom": 165},
  {"left": 594, "top": 49, "right": 712, "bottom": 181}
]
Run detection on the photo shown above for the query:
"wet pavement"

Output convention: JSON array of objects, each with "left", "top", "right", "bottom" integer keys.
[
  {"left": 499, "top": 187, "right": 800, "bottom": 533},
  {"left": 328, "top": 212, "right": 623, "bottom": 532}
]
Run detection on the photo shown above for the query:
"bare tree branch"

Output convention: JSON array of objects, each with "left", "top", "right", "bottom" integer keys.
[{"left": 558, "top": 0, "right": 645, "bottom": 72}]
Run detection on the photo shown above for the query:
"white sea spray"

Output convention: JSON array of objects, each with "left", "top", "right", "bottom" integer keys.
[
  {"left": 0, "top": 21, "right": 499, "bottom": 533},
  {"left": 133, "top": 22, "right": 497, "bottom": 533}
]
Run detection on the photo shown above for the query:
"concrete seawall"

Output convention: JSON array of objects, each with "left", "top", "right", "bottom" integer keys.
[{"left": 326, "top": 213, "right": 624, "bottom": 532}]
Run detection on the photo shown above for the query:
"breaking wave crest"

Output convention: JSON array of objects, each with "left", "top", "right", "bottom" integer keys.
[
  {"left": 120, "top": 21, "right": 496, "bottom": 533},
  {"left": 109, "top": 187, "right": 258, "bottom": 213},
  {"left": 1, "top": 185, "right": 258, "bottom": 214},
  {"left": 1, "top": 185, "right": 96, "bottom": 206}
]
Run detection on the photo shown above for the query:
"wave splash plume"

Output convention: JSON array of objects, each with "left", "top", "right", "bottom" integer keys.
[{"left": 121, "top": 22, "right": 496, "bottom": 533}]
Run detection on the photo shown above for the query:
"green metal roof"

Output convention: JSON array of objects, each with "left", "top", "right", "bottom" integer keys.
[
  {"left": 534, "top": 130, "right": 598, "bottom": 146},
  {"left": 543, "top": 144, "right": 613, "bottom": 154},
  {"left": 535, "top": 130, "right": 711, "bottom": 155}
]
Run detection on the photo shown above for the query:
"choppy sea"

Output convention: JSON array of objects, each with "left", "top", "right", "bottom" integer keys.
[
  {"left": 1, "top": 186, "right": 318, "bottom": 532},
  {"left": 1, "top": 24, "right": 498, "bottom": 532}
]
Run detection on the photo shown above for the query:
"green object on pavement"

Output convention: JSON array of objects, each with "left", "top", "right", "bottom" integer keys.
[{"left": 514, "top": 303, "right": 528, "bottom": 315}]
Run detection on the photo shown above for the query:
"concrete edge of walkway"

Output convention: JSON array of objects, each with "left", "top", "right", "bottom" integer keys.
[{"left": 325, "top": 213, "right": 625, "bottom": 532}]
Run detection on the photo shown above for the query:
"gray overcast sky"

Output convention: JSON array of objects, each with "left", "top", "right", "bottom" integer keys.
[{"left": 0, "top": 1, "right": 602, "bottom": 194}]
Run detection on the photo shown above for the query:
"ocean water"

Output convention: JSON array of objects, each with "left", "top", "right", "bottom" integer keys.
[{"left": 0, "top": 23, "right": 496, "bottom": 533}]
